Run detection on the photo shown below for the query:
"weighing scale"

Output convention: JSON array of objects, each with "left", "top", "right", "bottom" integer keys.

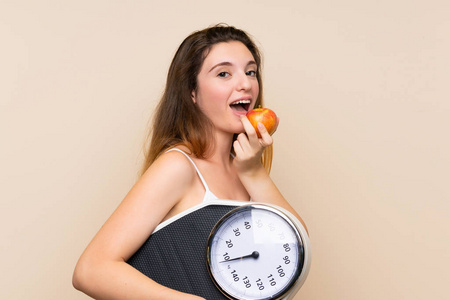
[{"left": 127, "top": 200, "right": 311, "bottom": 300}]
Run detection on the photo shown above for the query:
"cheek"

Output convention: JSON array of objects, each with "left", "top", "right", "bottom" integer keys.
[
  {"left": 253, "top": 81, "right": 260, "bottom": 99},
  {"left": 198, "top": 83, "right": 230, "bottom": 107}
]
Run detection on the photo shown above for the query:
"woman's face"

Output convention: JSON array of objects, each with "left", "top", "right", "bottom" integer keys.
[{"left": 192, "top": 41, "right": 259, "bottom": 136}]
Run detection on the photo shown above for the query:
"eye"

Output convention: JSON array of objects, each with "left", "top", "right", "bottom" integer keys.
[
  {"left": 218, "top": 71, "right": 230, "bottom": 78},
  {"left": 246, "top": 70, "right": 257, "bottom": 77}
]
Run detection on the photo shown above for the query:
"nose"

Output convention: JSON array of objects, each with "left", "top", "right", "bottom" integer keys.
[{"left": 235, "top": 72, "right": 252, "bottom": 91}]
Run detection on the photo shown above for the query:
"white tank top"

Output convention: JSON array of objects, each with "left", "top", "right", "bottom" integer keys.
[{"left": 165, "top": 148, "right": 219, "bottom": 202}]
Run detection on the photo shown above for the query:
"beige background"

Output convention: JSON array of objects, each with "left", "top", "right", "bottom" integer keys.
[{"left": 1, "top": 0, "right": 449, "bottom": 299}]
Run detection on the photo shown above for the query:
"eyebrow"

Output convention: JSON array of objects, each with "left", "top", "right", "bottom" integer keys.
[{"left": 208, "top": 60, "right": 257, "bottom": 73}]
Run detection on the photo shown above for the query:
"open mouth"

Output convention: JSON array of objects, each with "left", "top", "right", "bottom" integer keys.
[{"left": 230, "top": 100, "right": 251, "bottom": 112}]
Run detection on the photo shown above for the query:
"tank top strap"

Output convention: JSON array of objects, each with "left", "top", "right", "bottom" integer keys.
[{"left": 165, "top": 148, "right": 211, "bottom": 193}]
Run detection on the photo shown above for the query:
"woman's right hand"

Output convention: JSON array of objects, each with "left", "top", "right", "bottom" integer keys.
[{"left": 233, "top": 115, "right": 277, "bottom": 176}]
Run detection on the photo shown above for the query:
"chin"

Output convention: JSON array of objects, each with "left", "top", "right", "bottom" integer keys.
[
  {"left": 220, "top": 120, "right": 244, "bottom": 136},
  {"left": 234, "top": 125, "right": 246, "bottom": 134},
  {"left": 226, "top": 127, "right": 245, "bottom": 136}
]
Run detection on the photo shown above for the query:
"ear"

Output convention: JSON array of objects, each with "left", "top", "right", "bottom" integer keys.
[{"left": 191, "top": 91, "right": 197, "bottom": 104}]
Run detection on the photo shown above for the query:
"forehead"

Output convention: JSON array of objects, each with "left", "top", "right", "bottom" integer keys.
[{"left": 202, "top": 41, "right": 256, "bottom": 68}]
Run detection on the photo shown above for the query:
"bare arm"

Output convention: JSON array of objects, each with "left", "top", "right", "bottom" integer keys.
[
  {"left": 73, "top": 152, "right": 205, "bottom": 300},
  {"left": 233, "top": 116, "right": 308, "bottom": 232}
]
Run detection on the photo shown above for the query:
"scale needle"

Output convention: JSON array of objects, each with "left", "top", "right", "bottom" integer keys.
[{"left": 220, "top": 251, "right": 259, "bottom": 263}]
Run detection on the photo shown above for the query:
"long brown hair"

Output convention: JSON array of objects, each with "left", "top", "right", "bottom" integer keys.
[{"left": 141, "top": 24, "right": 273, "bottom": 175}]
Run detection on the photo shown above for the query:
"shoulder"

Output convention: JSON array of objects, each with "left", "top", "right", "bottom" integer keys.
[{"left": 141, "top": 148, "right": 197, "bottom": 188}]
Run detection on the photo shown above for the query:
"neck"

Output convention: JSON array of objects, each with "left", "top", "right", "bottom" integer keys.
[{"left": 207, "top": 131, "right": 235, "bottom": 167}]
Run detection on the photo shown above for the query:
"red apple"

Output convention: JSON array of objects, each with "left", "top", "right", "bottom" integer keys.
[{"left": 246, "top": 107, "right": 278, "bottom": 137}]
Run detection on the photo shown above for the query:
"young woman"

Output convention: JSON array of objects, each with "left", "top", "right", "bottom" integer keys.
[{"left": 73, "top": 24, "right": 306, "bottom": 300}]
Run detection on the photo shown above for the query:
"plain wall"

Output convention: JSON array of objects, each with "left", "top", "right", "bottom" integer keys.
[{"left": 1, "top": 0, "right": 449, "bottom": 299}]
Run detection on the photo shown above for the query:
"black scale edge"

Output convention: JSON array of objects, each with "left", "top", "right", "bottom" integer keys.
[{"left": 127, "top": 204, "right": 236, "bottom": 299}]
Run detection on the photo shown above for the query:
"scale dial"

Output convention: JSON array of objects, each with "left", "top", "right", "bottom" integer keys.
[{"left": 206, "top": 204, "right": 305, "bottom": 300}]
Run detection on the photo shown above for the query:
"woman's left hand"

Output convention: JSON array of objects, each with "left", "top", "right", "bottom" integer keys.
[{"left": 233, "top": 116, "right": 279, "bottom": 175}]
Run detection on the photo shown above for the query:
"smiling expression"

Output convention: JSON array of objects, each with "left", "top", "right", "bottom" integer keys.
[{"left": 192, "top": 41, "right": 260, "bottom": 136}]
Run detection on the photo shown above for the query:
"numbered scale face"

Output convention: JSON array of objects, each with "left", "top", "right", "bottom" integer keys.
[{"left": 206, "top": 204, "right": 305, "bottom": 300}]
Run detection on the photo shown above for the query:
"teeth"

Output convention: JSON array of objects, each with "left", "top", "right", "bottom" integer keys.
[{"left": 231, "top": 100, "right": 251, "bottom": 105}]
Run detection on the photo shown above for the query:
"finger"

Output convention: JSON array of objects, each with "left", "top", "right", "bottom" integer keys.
[
  {"left": 233, "top": 139, "right": 244, "bottom": 157},
  {"left": 236, "top": 132, "right": 252, "bottom": 152},
  {"left": 257, "top": 122, "right": 273, "bottom": 147},
  {"left": 240, "top": 116, "right": 259, "bottom": 141}
]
